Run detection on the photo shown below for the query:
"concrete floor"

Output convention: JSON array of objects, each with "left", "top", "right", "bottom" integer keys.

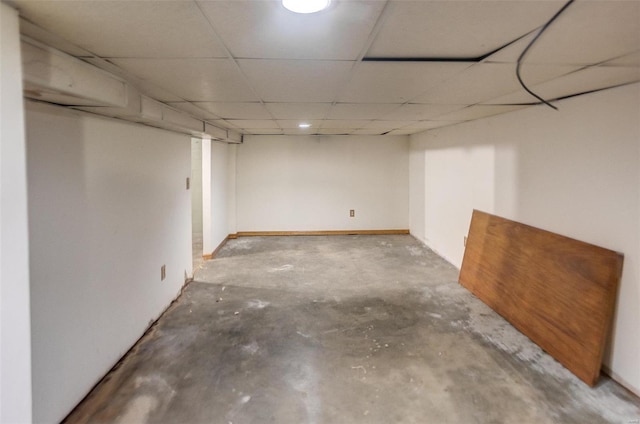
[
  {"left": 192, "top": 232, "right": 204, "bottom": 274},
  {"left": 65, "top": 235, "right": 640, "bottom": 423}
]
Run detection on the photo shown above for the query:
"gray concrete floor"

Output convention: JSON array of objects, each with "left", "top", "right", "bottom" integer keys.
[
  {"left": 192, "top": 232, "right": 204, "bottom": 274},
  {"left": 66, "top": 235, "right": 640, "bottom": 423}
]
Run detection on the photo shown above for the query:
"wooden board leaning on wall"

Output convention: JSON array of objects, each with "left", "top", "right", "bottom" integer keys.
[{"left": 459, "top": 210, "right": 623, "bottom": 387}]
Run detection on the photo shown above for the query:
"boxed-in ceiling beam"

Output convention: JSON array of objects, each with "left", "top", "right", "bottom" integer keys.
[
  {"left": 20, "top": 37, "right": 240, "bottom": 143},
  {"left": 22, "top": 38, "right": 127, "bottom": 108}
]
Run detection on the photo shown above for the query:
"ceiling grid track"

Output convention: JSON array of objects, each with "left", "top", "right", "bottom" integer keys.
[{"left": 193, "top": 0, "right": 282, "bottom": 133}]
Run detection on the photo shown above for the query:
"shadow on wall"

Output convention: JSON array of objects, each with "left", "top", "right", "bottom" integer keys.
[
  {"left": 410, "top": 84, "right": 640, "bottom": 394},
  {"left": 26, "top": 101, "right": 89, "bottom": 424},
  {"left": 25, "top": 101, "right": 193, "bottom": 423}
]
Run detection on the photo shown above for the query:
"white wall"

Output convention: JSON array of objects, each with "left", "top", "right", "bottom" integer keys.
[
  {"left": 202, "top": 139, "right": 235, "bottom": 255},
  {"left": 0, "top": 4, "right": 32, "bottom": 423},
  {"left": 409, "top": 83, "right": 640, "bottom": 395},
  {"left": 237, "top": 135, "right": 409, "bottom": 232},
  {"left": 227, "top": 144, "right": 237, "bottom": 236},
  {"left": 191, "top": 137, "right": 203, "bottom": 236},
  {"left": 26, "top": 101, "right": 193, "bottom": 423}
]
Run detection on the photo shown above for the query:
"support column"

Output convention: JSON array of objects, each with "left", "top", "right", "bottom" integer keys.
[{"left": 0, "top": 3, "right": 33, "bottom": 423}]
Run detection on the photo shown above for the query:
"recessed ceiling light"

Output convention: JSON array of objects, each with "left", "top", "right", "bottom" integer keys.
[
  {"left": 282, "top": 0, "right": 331, "bottom": 14},
  {"left": 298, "top": 123, "right": 312, "bottom": 128}
]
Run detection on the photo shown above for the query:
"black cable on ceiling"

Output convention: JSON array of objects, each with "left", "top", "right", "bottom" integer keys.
[
  {"left": 363, "top": 31, "right": 534, "bottom": 63},
  {"left": 516, "top": 0, "right": 575, "bottom": 110}
]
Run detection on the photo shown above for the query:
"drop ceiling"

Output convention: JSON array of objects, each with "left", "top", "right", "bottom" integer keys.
[{"left": 11, "top": 0, "right": 640, "bottom": 136}]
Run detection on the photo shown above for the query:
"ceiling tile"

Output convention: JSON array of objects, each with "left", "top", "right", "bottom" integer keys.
[
  {"left": 276, "top": 120, "right": 323, "bottom": 129},
  {"left": 402, "top": 120, "right": 468, "bottom": 132},
  {"left": 265, "top": 103, "right": 331, "bottom": 120},
  {"left": 434, "top": 105, "right": 530, "bottom": 121},
  {"left": 385, "top": 128, "right": 419, "bottom": 136},
  {"left": 238, "top": 59, "right": 354, "bottom": 102},
  {"left": 13, "top": 1, "right": 228, "bottom": 58},
  {"left": 366, "top": 1, "right": 565, "bottom": 58},
  {"left": 363, "top": 120, "right": 414, "bottom": 129},
  {"left": 84, "top": 58, "right": 186, "bottom": 102},
  {"left": 602, "top": 51, "right": 640, "bottom": 67},
  {"left": 327, "top": 103, "right": 399, "bottom": 120},
  {"left": 111, "top": 58, "right": 258, "bottom": 102},
  {"left": 350, "top": 129, "right": 387, "bottom": 135},
  {"left": 166, "top": 102, "right": 221, "bottom": 121},
  {"left": 381, "top": 104, "right": 465, "bottom": 120},
  {"left": 133, "top": 81, "right": 185, "bottom": 103},
  {"left": 316, "top": 128, "right": 354, "bottom": 135},
  {"left": 244, "top": 128, "right": 284, "bottom": 135},
  {"left": 211, "top": 119, "right": 241, "bottom": 130},
  {"left": 319, "top": 120, "right": 372, "bottom": 129},
  {"left": 282, "top": 128, "right": 321, "bottom": 135},
  {"left": 485, "top": 66, "right": 640, "bottom": 105},
  {"left": 412, "top": 63, "right": 579, "bottom": 105},
  {"left": 198, "top": 0, "right": 385, "bottom": 60},
  {"left": 194, "top": 102, "right": 272, "bottom": 120},
  {"left": 338, "top": 62, "right": 471, "bottom": 103},
  {"left": 20, "top": 18, "right": 91, "bottom": 57},
  {"left": 520, "top": 1, "right": 640, "bottom": 66},
  {"left": 227, "top": 120, "right": 280, "bottom": 129},
  {"left": 483, "top": 32, "right": 536, "bottom": 64}
]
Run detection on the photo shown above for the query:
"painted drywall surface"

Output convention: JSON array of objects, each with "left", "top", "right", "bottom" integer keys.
[
  {"left": 210, "top": 141, "right": 232, "bottom": 250},
  {"left": 237, "top": 135, "right": 409, "bottom": 232},
  {"left": 0, "top": 4, "right": 32, "bottom": 423},
  {"left": 227, "top": 144, "right": 238, "bottom": 235},
  {"left": 202, "top": 140, "right": 234, "bottom": 254},
  {"left": 409, "top": 83, "right": 640, "bottom": 394},
  {"left": 191, "top": 137, "right": 204, "bottom": 237},
  {"left": 202, "top": 137, "right": 213, "bottom": 254},
  {"left": 26, "top": 101, "right": 192, "bottom": 423},
  {"left": 408, "top": 140, "right": 426, "bottom": 245}
]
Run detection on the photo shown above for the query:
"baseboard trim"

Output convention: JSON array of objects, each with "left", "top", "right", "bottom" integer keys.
[
  {"left": 235, "top": 229, "right": 410, "bottom": 237},
  {"left": 202, "top": 235, "right": 231, "bottom": 260},
  {"left": 601, "top": 364, "right": 640, "bottom": 398},
  {"left": 203, "top": 230, "right": 410, "bottom": 259}
]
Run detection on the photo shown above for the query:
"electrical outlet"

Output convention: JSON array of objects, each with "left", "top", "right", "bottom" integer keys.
[
  {"left": 186, "top": 177, "right": 190, "bottom": 190},
  {"left": 161, "top": 265, "right": 166, "bottom": 281},
  {"left": 350, "top": 209, "right": 355, "bottom": 217}
]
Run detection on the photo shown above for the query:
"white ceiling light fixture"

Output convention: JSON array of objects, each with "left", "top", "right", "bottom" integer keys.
[
  {"left": 298, "top": 123, "right": 312, "bottom": 128},
  {"left": 282, "top": 0, "right": 331, "bottom": 14}
]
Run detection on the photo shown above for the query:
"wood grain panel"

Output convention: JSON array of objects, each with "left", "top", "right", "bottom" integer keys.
[{"left": 459, "top": 210, "right": 623, "bottom": 386}]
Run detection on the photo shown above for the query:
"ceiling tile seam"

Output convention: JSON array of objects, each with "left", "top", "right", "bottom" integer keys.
[
  {"left": 18, "top": 16, "right": 97, "bottom": 57},
  {"left": 590, "top": 50, "right": 640, "bottom": 68},
  {"left": 548, "top": 82, "right": 640, "bottom": 102},
  {"left": 398, "top": 32, "right": 545, "bottom": 107},
  {"left": 363, "top": 29, "right": 539, "bottom": 63},
  {"left": 438, "top": 82, "right": 640, "bottom": 127},
  {"left": 193, "top": 0, "right": 279, "bottom": 132},
  {"left": 97, "top": 56, "right": 233, "bottom": 123},
  {"left": 22, "top": 26, "right": 227, "bottom": 122},
  {"left": 397, "top": 27, "right": 549, "bottom": 108},
  {"left": 389, "top": 62, "right": 474, "bottom": 108},
  {"left": 320, "top": 0, "right": 392, "bottom": 122},
  {"left": 18, "top": 20, "right": 232, "bottom": 127},
  {"left": 475, "top": 61, "right": 611, "bottom": 106},
  {"left": 478, "top": 28, "right": 540, "bottom": 65},
  {"left": 599, "top": 62, "right": 640, "bottom": 69},
  {"left": 230, "top": 58, "right": 356, "bottom": 62},
  {"left": 97, "top": 56, "right": 231, "bottom": 60},
  {"left": 19, "top": 18, "right": 177, "bottom": 106}
]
